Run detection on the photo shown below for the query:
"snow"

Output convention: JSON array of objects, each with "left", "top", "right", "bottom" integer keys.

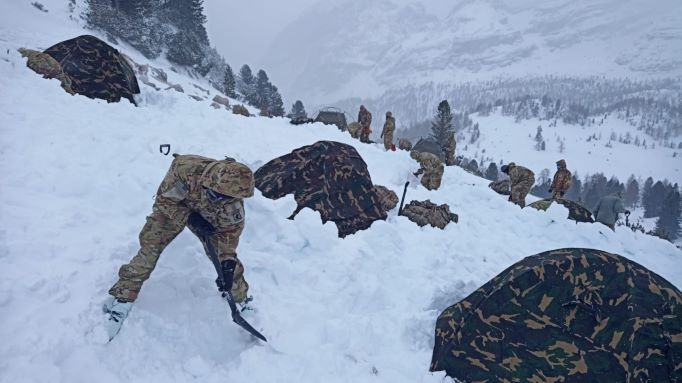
[
  {"left": 465, "top": 112, "right": 682, "bottom": 185},
  {"left": 1, "top": 3, "right": 681, "bottom": 383}
]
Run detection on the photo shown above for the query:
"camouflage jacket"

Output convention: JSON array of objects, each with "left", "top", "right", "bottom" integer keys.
[
  {"left": 401, "top": 200, "right": 454, "bottom": 229},
  {"left": 381, "top": 116, "right": 395, "bottom": 137},
  {"left": 358, "top": 109, "right": 372, "bottom": 128},
  {"left": 155, "top": 154, "right": 247, "bottom": 260},
  {"left": 414, "top": 152, "right": 443, "bottom": 174},
  {"left": 550, "top": 168, "right": 572, "bottom": 193},
  {"left": 508, "top": 165, "right": 535, "bottom": 186}
]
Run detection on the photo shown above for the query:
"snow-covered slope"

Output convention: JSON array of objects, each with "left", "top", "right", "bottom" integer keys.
[
  {"left": 1, "top": 3, "right": 681, "bottom": 383},
  {"left": 463, "top": 111, "right": 682, "bottom": 185},
  {"left": 265, "top": 0, "right": 682, "bottom": 104}
]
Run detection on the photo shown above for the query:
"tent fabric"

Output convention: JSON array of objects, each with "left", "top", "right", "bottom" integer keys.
[
  {"left": 529, "top": 198, "right": 595, "bottom": 223},
  {"left": 430, "top": 248, "right": 682, "bottom": 383},
  {"left": 314, "top": 110, "right": 348, "bottom": 131},
  {"left": 42, "top": 35, "right": 140, "bottom": 104},
  {"left": 412, "top": 138, "right": 445, "bottom": 162},
  {"left": 254, "top": 141, "right": 387, "bottom": 237}
]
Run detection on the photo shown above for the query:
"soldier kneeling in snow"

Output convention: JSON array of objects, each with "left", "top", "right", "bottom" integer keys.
[{"left": 104, "top": 154, "right": 255, "bottom": 340}]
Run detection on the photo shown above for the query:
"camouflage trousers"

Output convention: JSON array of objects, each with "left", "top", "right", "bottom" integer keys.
[
  {"left": 360, "top": 127, "right": 371, "bottom": 143},
  {"left": 108, "top": 210, "right": 249, "bottom": 303},
  {"left": 510, "top": 180, "right": 533, "bottom": 208},
  {"left": 421, "top": 168, "right": 444, "bottom": 190},
  {"left": 383, "top": 132, "right": 394, "bottom": 150},
  {"left": 551, "top": 190, "right": 566, "bottom": 199}
]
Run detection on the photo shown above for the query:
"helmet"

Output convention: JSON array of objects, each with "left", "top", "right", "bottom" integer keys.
[
  {"left": 556, "top": 159, "right": 567, "bottom": 169},
  {"left": 386, "top": 111, "right": 392, "bottom": 117},
  {"left": 201, "top": 161, "right": 254, "bottom": 198}
]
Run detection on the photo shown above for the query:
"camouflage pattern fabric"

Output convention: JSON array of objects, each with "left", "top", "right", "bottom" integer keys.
[
  {"left": 348, "top": 122, "right": 362, "bottom": 139},
  {"left": 430, "top": 248, "right": 682, "bottom": 383},
  {"left": 18, "top": 48, "right": 74, "bottom": 94},
  {"left": 489, "top": 179, "right": 511, "bottom": 195},
  {"left": 398, "top": 138, "right": 413, "bottom": 151},
  {"left": 550, "top": 159, "right": 572, "bottom": 199},
  {"left": 109, "top": 154, "right": 252, "bottom": 303},
  {"left": 401, "top": 200, "right": 455, "bottom": 229},
  {"left": 358, "top": 107, "right": 372, "bottom": 143},
  {"left": 411, "top": 151, "right": 444, "bottom": 190},
  {"left": 381, "top": 115, "right": 396, "bottom": 150},
  {"left": 443, "top": 132, "right": 456, "bottom": 166},
  {"left": 374, "top": 185, "right": 399, "bottom": 211},
  {"left": 42, "top": 35, "right": 140, "bottom": 104},
  {"left": 528, "top": 198, "right": 595, "bottom": 223},
  {"left": 508, "top": 163, "right": 535, "bottom": 208},
  {"left": 254, "top": 141, "right": 387, "bottom": 238},
  {"left": 314, "top": 110, "right": 348, "bottom": 131}
]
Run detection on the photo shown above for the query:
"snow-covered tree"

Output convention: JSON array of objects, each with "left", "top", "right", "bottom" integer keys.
[{"left": 430, "top": 100, "right": 454, "bottom": 146}]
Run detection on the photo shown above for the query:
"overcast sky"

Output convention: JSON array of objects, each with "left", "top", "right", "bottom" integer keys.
[{"left": 204, "top": 0, "right": 320, "bottom": 70}]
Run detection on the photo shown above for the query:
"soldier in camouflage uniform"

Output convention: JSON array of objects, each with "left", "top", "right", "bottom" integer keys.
[
  {"left": 358, "top": 105, "right": 372, "bottom": 143},
  {"left": 18, "top": 48, "right": 74, "bottom": 94},
  {"left": 347, "top": 121, "right": 362, "bottom": 139},
  {"left": 442, "top": 131, "right": 456, "bottom": 166},
  {"left": 104, "top": 154, "right": 255, "bottom": 339},
  {"left": 410, "top": 150, "right": 445, "bottom": 190},
  {"left": 501, "top": 162, "right": 535, "bottom": 208},
  {"left": 380, "top": 111, "right": 396, "bottom": 150},
  {"left": 549, "top": 159, "right": 572, "bottom": 199},
  {"left": 398, "top": 138, "right": 412, "bottom": 151},
  {"left": 401, "top": 200, "right": 458, "bottom": 229},
  {"left": 374, "top": 185, "right": 399, "bottom": 212}
]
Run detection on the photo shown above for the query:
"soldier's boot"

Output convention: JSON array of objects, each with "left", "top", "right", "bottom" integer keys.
[{"left": 103, "top": 297, "right": 134, "bottom": 341}]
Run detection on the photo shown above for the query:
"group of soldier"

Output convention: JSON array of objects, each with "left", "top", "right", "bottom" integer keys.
[{"left": 103, "top": 106, "right": 630, "bottom": 340}]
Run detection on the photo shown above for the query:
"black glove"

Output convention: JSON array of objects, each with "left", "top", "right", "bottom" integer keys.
[
  {"left": 215, "top": 259, "right": 237, "bottom": 293},
  {"left": 187, "top": 212, "right": 215, "bottom": 238}
]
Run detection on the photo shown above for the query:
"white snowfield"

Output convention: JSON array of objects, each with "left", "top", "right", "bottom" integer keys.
[{"left": 1, "top": 3, "right": 681, "bottom": 383}]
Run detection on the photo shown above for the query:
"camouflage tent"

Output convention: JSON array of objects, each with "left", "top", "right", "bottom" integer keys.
[
  {"left": 529, "top": 198, "right": 595, "bottom": 223},
  {"left": 489, "top": 179, "right": 511, "bottom": 195},
  {"left": 412, "top": 138, "right": 445, "bottom": 162},
  {"left": 313, "top": 108, "right": 348, "bottom": 131},
  {"left": 430, "top": 248, "right": 682, "bottom": 383},
  {"left": 35, "top": 35, "right": 140, "bottom": 104},
  {"left": 254, "top": 141, "right": 387, "bottom": 237}
]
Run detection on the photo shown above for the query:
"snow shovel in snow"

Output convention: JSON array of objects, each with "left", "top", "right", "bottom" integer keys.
[{"left": 201, "top": 234, "right": 267, "bottom": 342}]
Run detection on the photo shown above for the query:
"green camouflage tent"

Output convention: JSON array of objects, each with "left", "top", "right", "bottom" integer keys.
[
  {"left": 529, "top": 198, "right": 595, "bottom": 223},
  {"left": 254, "top": 141, "right": 386, "bottom": 237},
  {"left": 412, "top": 138, "right": 445, "bottom": 162},
  {"left": 38, "top": 35, "right": 140, "bottom": 104},
  {"left": 430, "top": 248, "right": 682, "bottom": 383},
  {"left": 313, "top": 108, "right": 348, "bottom": 131}
]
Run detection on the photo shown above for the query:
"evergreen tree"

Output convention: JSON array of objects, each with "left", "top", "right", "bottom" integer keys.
[
  {"left": 565, "top": 172, "right": 582, "bottom": 202},
  {"left": 624, "top": 176, "right": 640, "bottom": 208},
  {"left": 238, "top": 65, "right": 256, "bottom": 105},
  {"left": 164, "top": 0, "right": 210, "bottom": 67},
  {"left": 644, "top": 181, "right": 667, "bottom": 218},
  {"left": 534, "top": 126, "right": 544, "bottom": 151},
  {"left": 223, "top": 64, "right": 237, "bottom": 98},
  {"left": 485, "top": 162, "right": 499, "bottom": 181},
  {"left": 254, "top": 69, "right": 271, "bottom": 110},
  {"left": 289, "top": 100, "right": 307, "bottom": 119},
  {"left": 430, "top": 100, "right": 454, "bottom": 145},
  {"left": 655, "top": 185, "right": 681, "bottom": 241},
  {"left": 642, "top": 177, "right": 654, "bottom": 212},
  {"left": 267, "top": 85, "right": 285, "bottom": 117}
]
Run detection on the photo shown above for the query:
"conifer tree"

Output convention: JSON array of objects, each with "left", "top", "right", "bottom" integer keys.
[
  {"left": 624, "top": 176, "right": 640, "bottom": 208},
  {"left": 223, "top": 64, "right": 237, "bottom": 98},
  {"left": 655, "top": 185, "right": 681, "bottom": 241},
  {"left": 238, "top": 65, "right": 256, "bottom": 104},
  {"left": 485, "top": 162, "right": 499, "bottom": 181},
  {"left": 430, "top": 100, "right": 454, "bottom": 145},
  {"left": 290, "top": 100, "right": 307, "bottom": 119}
]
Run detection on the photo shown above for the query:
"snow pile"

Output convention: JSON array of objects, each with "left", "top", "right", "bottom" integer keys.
[{"left": 1, "top": 3, "right": 681, "bottom": 383}]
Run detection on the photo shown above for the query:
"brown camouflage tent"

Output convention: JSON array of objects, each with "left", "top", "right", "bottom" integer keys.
[
  {"left": 254, "top": 141, "right": 387, "bottom": 237},
  {"left": 23, "top": 35, "right": 140, "bottom": 104},
  {"left": 529, "top": 198, "right": 595, "bottom": 223},
  {"left": 430, "top": 248, "right": 682, "bottom": 383}
]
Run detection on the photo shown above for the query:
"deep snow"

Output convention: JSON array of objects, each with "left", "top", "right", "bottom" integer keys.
[{"left": 1, "top": 2, "right": 681, "bottom": 383}]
